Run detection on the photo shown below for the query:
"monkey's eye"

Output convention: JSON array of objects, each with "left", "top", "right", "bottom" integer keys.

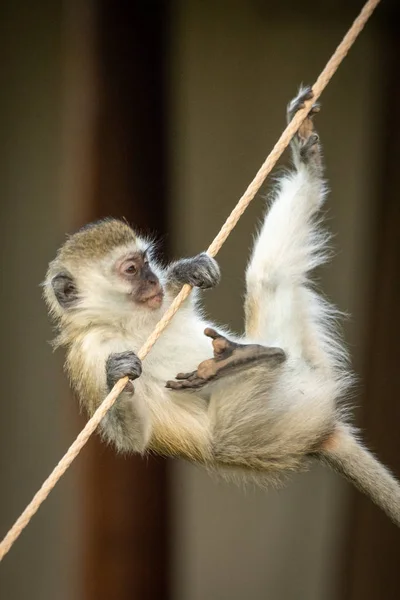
[{"left": 125, "top": 263, "right": 137, "bottom": 275}]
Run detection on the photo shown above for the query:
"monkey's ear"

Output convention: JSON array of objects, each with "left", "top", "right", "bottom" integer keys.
[{"left": 51, "top": 272, "right": 78, "bottom": 309}]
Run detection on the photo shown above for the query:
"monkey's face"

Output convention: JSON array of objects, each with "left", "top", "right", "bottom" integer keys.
[
  {"left": 114, "top": 250, "right": 164, "bottom": 309},
  {"left": 46, "top": 245, "right": 165, "bottom": 322},
  {"left": 59, "top": 247, "right": 164, "bottom": 314},
  {"left": 44, "top": 220, "right": 166, "bottom": 323}
]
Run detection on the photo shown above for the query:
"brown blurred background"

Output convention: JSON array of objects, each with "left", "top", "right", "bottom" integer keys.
[{"left": 0, "top": 1, "right": 399, "bottom": 599}]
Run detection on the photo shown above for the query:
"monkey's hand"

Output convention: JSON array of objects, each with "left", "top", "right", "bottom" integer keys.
[
  {"left": 167, "top": 253, "right": 220, "bottom": 290},
  {"left": 106, "top": 351, "right": 142, "bottom": 392},
  {"left": 166, "top": 328, "right": 285, "bottom": 390}
]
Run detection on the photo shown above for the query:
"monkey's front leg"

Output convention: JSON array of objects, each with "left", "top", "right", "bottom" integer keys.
[
  {"left": 166, "top": 329, "right": 286, "bottom": 390},
  {"left": 101, "top": 351, "right": 151, "bottom": 453},
  {"left": 166, "top": 253, "right": 220, "bottom": 293}
]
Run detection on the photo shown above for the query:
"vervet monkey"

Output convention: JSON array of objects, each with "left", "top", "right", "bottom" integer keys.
[{"left": 44, "top": 88, "right": 400, "bottom": 526}]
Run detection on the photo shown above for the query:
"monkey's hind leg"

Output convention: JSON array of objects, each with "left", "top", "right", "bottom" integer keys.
[
  {"left": 166, "top": 328, "right": 286, "bottom": 390},
  {"left": 244, "top": 87, "right": 327, "bottom": 356}
]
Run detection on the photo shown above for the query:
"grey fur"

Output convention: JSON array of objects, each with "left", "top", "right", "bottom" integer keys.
[
  {"left": 106, "top": 351, "right": 142, "bottom": 391},
  {"left": 100, "top": 392, "right": 149, "bottom": 453},
  {"left": 286, "top": 85, "right": 319, "bottom": 123},
  {"left": 167, "top": 253, "right": 220, "bottom": 290},
  {"left": 51, "top": 272, "right": 78, "bottom": 308}
]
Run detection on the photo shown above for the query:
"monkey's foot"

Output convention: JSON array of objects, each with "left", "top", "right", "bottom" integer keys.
[
  {"left": 166, "top": 328, "right": 285, "bottom": 390},
  {"left": 287, "top": 86, "right": 320, "bottom": 163}
]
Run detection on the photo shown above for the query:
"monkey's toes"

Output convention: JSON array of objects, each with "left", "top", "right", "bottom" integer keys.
[
  {"left": 166, "top": 375, "right": 206, "bottom": 390},
  {"left": 287, "top": 86, "right": 320, "bottom": 133},
  {"left": 212, "top": 337, "right": 230, "bottom": 356},
  {"left": 166, "top": 379, "right": 185, "bottom": 390},
  {"left": 204, "top": 327, "right": 220, "bottom": 339},
  {"left": 287, "top": 86, "right": 313, "bottom": 120},
  {"left": 175, "top": 370, "right": 197, "bottom": 380},
  {"left": 204, "top": 328, "right": 236, "bottom": 358},
  {"left": 300, "top": 132, "right": 319, "bottom": 149},
  {"left": 309, "top": 103, "right": 320, "bottom": 117}
]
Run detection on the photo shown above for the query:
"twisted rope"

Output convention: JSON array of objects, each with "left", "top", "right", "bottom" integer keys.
[{"left": 0, "top": 0, "right": 381, "bottom": 562}]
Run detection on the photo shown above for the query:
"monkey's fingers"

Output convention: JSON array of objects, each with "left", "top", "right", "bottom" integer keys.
[
  {"left": 165, "top": 376, "right": 206, "bottom": 390},
  {"left": 204, "top": 327, "right": 220, "bottom": 340},
  {"left": 175, "top": 371, "right": 198, "bottom": 380},
  {"left": 309, "top": 103, "right": 320, "bottom": 116}
]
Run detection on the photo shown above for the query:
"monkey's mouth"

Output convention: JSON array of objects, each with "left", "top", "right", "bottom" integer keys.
[
  {"left": 136, "top": 289, "right": 164, "bottom": 309},
  {"left": 146, "top": 291, "right": 164, "bottom": 309}
]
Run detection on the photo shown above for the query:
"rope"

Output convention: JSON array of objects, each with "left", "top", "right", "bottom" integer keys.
[{"left": 0, "top": 0, "right": 381, "bottom": 562}]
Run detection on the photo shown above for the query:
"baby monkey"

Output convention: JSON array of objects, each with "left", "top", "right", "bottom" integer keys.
[{"left": 44, "top": 88, "right": 400, "bottom": 526}]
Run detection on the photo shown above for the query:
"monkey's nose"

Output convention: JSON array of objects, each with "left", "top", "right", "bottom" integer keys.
[
  {"left": 146, "top": 276, "right": 162, "bottom": 294},
  {"left": 150, "top": 279, "right": 163, "bottom": 296},
  {"left": 142, "top": 263, "right": 160, "bottom": 287}
]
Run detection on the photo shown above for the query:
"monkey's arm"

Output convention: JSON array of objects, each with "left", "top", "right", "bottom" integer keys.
[
  {"left": 165, "top": 253, "right": 220, "bottom": 294},
  {"left": 67, "top": 340, "right": 151, "bottom": 453},
  {"left": 100, "top": 351, "right": 153, "bottom": 453},
  {"left": 166, "top": 329, "right": 286, "bottom": 390}
]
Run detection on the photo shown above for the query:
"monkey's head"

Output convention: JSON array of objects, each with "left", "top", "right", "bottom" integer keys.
[{"left": 44, "top": 219, "right": 164, "bottom": 326}]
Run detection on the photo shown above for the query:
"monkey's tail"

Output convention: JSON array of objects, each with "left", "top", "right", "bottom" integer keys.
[{"left": 318, "top": 423, "right": 400, "bottom": 527}]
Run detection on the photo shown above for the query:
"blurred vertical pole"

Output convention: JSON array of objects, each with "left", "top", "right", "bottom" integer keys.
[
  {"left": 82, "top": 1, "right": 170, "bottom": 599},
  {"left": 0, "top": 2, "right": 82, "bottom": 599},
  {"left": 344, "top": 9, "right": 400, "bottom": 600}
]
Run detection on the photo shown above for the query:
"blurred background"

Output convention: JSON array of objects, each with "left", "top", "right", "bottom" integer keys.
[{"left": 0, "top": 0, "right": 399, "bottom": 598}]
